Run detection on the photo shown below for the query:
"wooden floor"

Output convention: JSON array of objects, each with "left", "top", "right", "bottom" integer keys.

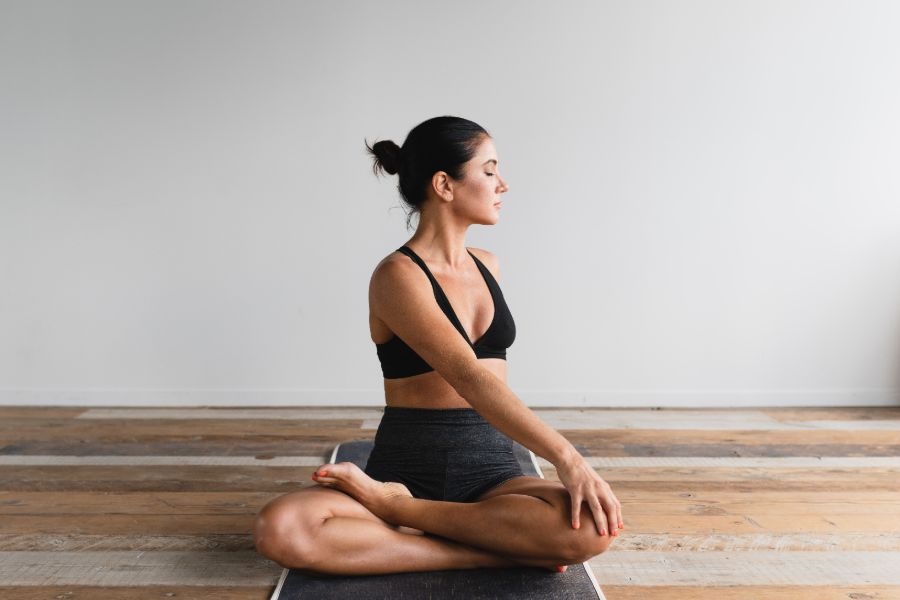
[{"left": 0, "top": 405, "right": 898, "bottom": 599}]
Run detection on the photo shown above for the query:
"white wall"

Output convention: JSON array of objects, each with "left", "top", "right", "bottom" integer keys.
[{"left": 2, "top": 0, "right": 899, "bottom": 407}]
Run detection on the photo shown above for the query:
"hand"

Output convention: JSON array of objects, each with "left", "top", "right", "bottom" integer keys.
[{"left": 554, "top": 452, "right": 623, "bottom": 537}]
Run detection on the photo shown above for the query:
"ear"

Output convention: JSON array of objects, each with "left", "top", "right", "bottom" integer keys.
[{"left": 431, "top": 171, "right": 454, "bottom": 202}]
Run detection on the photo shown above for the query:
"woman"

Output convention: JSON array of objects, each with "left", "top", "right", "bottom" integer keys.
[{"left": 253, "top": 116, "right": 623, "bottom": 576}]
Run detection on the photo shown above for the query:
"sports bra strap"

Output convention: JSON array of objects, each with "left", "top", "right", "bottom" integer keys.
[{"left": 396, "top": 246, "right": 474, "bottom": 347}]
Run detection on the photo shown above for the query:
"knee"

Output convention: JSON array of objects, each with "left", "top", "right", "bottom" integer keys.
[
  {"left": 562, "top": 504, "right": 615, "bottom": 563},
  {"left": 539, "top": 493, "right": 613, "bottom": 564},
  {"left": 253, "top": 499, "right": 315, "bottom": 568}
]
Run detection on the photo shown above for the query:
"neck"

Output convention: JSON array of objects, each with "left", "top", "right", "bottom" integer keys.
[{"left": 405, "top": 216, "right": 471, "bottom": 270}]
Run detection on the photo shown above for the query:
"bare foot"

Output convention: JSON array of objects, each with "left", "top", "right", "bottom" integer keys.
[
  {"left": 312, "top": 461, "right": 412, "bottom": 522},
  {"left": 504, "top": 556, "right": 570, "bottom": 572}
]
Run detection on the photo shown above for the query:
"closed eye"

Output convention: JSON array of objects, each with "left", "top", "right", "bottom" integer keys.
[{"left": 485, "top": 172, "right": 495, "bottom": 176}]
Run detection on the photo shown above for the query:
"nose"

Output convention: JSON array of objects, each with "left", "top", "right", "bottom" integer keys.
[{"left": 498, "top": 174, "right": 509, "bottom": 193}]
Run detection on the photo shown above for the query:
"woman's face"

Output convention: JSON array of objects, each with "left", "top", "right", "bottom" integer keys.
[{"left": 455, "top": 136, "right": 509, "bottom": 224}]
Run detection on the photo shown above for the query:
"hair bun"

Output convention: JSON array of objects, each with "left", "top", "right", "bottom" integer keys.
[{"left": 371, "top": 139, "right": 403, "bottom": 175}]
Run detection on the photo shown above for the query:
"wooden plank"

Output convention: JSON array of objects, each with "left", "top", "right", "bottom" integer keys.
[
  {"left": 576, "top": 465, "right": 900, "bottom": 481},
  {"left": 0, "top": 510, "right": 895, "bottom": 536},
  {"left": 0, "top": 587, "right": 270, "bottom": 600},
  {"left": 0, "top": 408, "right": 86, "bottom": 419},
  {"left": 73, "top": 405, "right": 900, "bottom": 423},
  {"left": 608, "top": 532, "right": 900, "bottom": 552},
  {"left": 0, "top": 456, "right": 328, "bottom": 466},
  {"left": 543, "top": 456, "right": 900, "bottom": 467},
  {"left": 762, "top": 407, "right": 900, "bottom": 422},
  {"left": 0, "top": 491, "right": 278, "bottom": 515},
  {"left": 363, "top": 409, "right": 900, "bottom": 431},
  {"left": 0, "top": 533, "right": 253, "bottom": 551},
  {"left": 0, "top": 418, "right": 368, "bottom": 436},
  {"left": 0, "top": 551, "right": 280, "bottom": 586},
  {"left": 4, "top": 454, "right": 900, "bottom": 468},
  {"left": 0, "top": 515, "right": 257, "bottom": 535},
  {"left": 4, "top": 464, "right": 899, "bottom": 493},
  {"left": 566, "top": 428, "right": 900, "bottom": 446},
  {"left": 7, "top": 420, "right": 900, "bottom": 442},
  {"left": 9, "top": 406, "right": 900, "bottom": 425},
  {"left": 614, "top": 514, "right": 899, "bottom": 533},
  {"left": 4, "top": 531, "right": 898, "bottom": 553},
  {"left": 0, "top": 465, "right": 310, "bottom": 492},
  {"left": 0, "top": 440, "right": 339, "bottom": 456},
  {"left": 776, "top": 420, "right": 900, "bottom": 431},
  {"left": 2, "top": 585, "right": 899, "bottom": 600},
  {"left": 78, "top": 408, "right": 385, "bottom": 420},
  {"left": 4, "top": 436, "right": 900, "bottom": 457},
  {"left": 572, "top": 441, "right": 900, "bottom": 458},
  {"left": 2, "top": 489, "right": 898, "bottom": 516},
  {"left": 1, "top": 549, "right": 898, "bottom": 588},
  {"left": 601, "top": 585, "right": 900, "bottom": 600},
  {"left": 585, "top": 551, "right": 900, "bottom": 585}
]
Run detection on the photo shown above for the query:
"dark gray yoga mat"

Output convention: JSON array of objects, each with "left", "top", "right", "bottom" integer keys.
[{"left": 270, "top": 439, "right": 606, "bottom": 600}]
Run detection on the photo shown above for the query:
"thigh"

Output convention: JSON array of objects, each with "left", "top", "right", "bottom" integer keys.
[
  {"left": 477, "top": 476, "right": 613, "bottom": 535},
  {"left": 475, "top": 475, "right": 571, "bottom": 509}
]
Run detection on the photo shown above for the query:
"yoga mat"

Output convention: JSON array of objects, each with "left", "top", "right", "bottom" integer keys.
[{"left": 270, "top": 439, "right": 606, "bottom": 599}]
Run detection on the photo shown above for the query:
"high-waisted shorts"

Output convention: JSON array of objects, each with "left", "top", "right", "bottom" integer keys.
[{"left": 363, "top": 406, "right": 527, "bottom": 503}]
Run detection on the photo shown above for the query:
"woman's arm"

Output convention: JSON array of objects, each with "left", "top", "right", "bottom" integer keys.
[
  {"left": 371, "top": 256, "right": 622, "bottom": 535},
  {"left": 456, "top": 366, "right": 579, "bottom": 467},
  {"left": 369, "top": 257, "right": 579, "bottom": 467}
]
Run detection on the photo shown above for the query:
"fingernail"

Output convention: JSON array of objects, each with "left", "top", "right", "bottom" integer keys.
[
  {"left": 319, "top": 471, "right": 327, "bottom": 476},
  {"left": 600, "top": 529, "right": 605, "bottom": 536},
  {"left": 572, "top": 521, "right": 579, "bottom": 529}
]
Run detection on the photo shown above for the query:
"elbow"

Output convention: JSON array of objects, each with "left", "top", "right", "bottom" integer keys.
[{"left": 444, "top": 359, "right": 495, "bottom": 402}]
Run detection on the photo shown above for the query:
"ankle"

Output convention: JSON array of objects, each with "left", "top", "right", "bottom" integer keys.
[{"left": 375, "top": 488, "right": 412, "bottom": 524}]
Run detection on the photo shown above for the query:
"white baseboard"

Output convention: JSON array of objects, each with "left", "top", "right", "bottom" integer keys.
[{"left": 0, "top": 387, "right": 897, "bottom": 407}]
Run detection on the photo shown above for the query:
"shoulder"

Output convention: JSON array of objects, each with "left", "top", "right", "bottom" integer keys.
[
  {"left": 368, "top": 249, "right": 424, "bottom": 305},
  {"left": 466, "top": 246, "right": 500, "bottom": 280}
]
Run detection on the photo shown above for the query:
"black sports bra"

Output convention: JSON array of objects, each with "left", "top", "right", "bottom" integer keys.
[{"left": 375, "top": 245, "right": 516, "bottom": 379}]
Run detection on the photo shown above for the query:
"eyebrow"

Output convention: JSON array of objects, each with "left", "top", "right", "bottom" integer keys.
[{"left": 482, "top": 159, "right": 498, "bottom": 166}]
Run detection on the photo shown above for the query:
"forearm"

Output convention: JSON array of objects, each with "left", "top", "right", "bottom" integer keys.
[{"left": 455, "top": 366, "right": 579, "bottom": 467}]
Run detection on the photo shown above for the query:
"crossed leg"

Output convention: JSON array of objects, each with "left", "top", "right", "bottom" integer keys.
[
  {"left": 368, "top": 472, "right": 615, "bottom": 562},
  {"left": 254, "top": 463, "right": 614, "bottom": 576},
  {"left": 253, "top": 485, "right": 569, "bottom": 576}
]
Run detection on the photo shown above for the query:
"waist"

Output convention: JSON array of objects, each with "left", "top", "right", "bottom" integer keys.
[{"left": 373, "top": 406, "right": 513, "bottom": 451}]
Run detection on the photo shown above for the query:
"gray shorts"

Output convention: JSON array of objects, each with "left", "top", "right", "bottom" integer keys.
[{"left": 363, "top": 406, "right": 526, "bottom": 503}]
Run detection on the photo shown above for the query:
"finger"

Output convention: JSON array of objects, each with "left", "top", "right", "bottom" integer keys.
[
  {"left": 571, "top": 495, "right": 582, "bottom": 529},
  {"left": 602, "top": 483, "right": 623, "bottom": 530},
  {"left": 609, "top": 492, "right": 623, "bottom": 529},
  {"left": 589, "top": 499, "right": 607, "bottom": 536},
  {"left": 604, "top": 501, "right": 617, "bottom": 537},
  {"left": 596, "top": 476, "right": 622, "bottom": 530}
]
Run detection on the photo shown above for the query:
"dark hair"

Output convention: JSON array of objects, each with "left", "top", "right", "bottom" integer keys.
[{"left": 365, "top": 116, "right": 490, "bottom": 230}]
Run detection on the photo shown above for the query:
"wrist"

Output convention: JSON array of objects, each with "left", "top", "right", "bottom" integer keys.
[{"left": 551, "top": 444, "right": 581, "bottom": 469}]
